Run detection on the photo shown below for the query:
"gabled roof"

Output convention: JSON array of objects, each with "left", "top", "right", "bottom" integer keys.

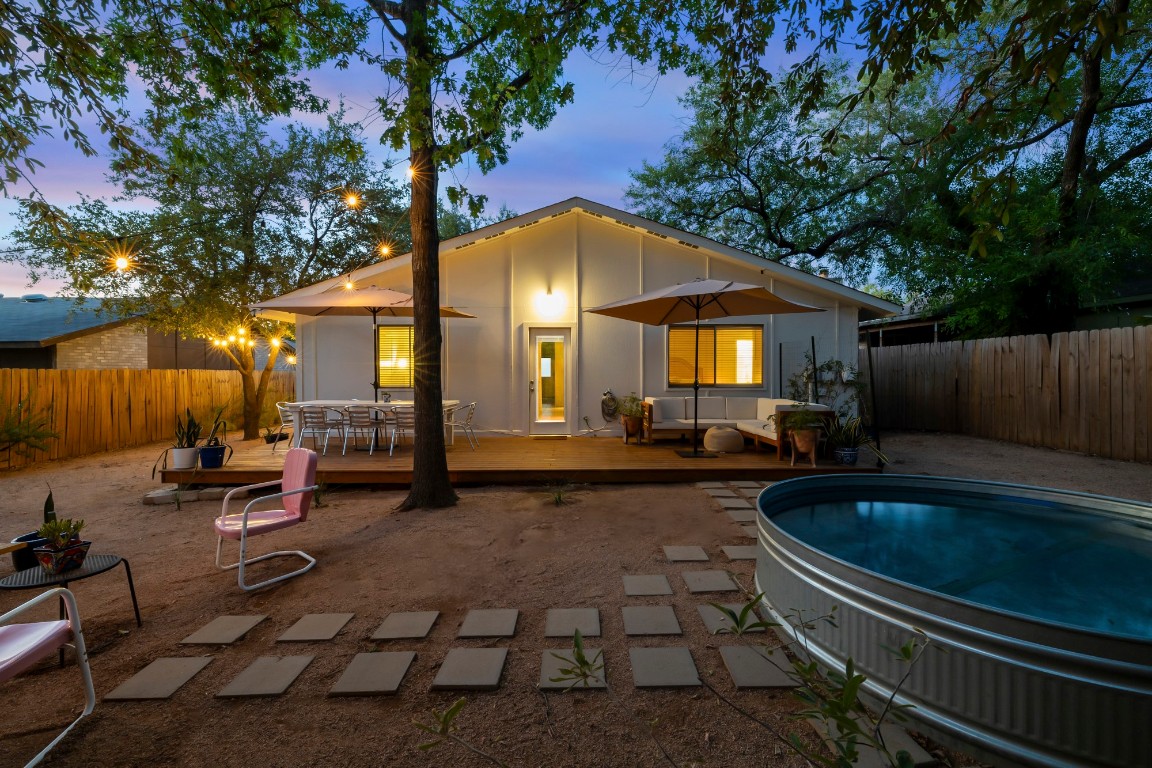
[
  {"left": 285, "top": 197, "right": 902, "bottom": 319},
  {"left": 0, "top": 297, "right": 129, "bottom": 348}
]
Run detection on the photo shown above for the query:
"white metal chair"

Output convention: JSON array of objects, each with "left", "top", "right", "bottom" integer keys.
[
  {"left": 389, "top": 406, "right": 417, "bottom": 456},
  {"left": 0, "top": 588, "right": 96, "bottom": 767},
  {"left": 214, "top": 447, "right": 320, "bottom": 591},
  {"left": 342, "top": 405, "right": 385, "bottom": 455},
  {"left": 298, "top": 406, "right": 343, "bottom": 455},
  {"left": 446, "top": 401, "right": 478, "bottom": 450},
  {"left": 269, "top": 401, "right": 293, "bottom": 452}
]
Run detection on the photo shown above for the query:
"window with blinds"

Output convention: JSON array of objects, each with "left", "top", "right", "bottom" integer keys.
[
  {"left": 377, "top": 326, "right": 414, "bottom": 387},
  {"left": 667, "top": 325, "right": 763, "bottom": 387}
]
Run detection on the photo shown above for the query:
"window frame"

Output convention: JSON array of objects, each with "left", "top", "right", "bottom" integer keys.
[
  {"left": 376, "top": 325, "right": 415, "bottom": 388},
  {"left": 666, "top": 324, "right": 764, "bottom": 389}
]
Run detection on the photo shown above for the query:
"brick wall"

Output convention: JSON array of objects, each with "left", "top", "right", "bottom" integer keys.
[{"left": 56, "top": 325, "right": 149, "bottom": 369}]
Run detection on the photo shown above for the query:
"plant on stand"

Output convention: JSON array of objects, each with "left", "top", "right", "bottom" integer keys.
[
  {"left": 34, "top": 517, "right": 89, "bottom": 575},
  {"left": 827, "top": 415, "right": 888, "bottom": 467},
  {"left": 618, "top": 392, "right": 644, "bottom": 444},
  {"left": 769, "top": 407, "right": 828, "bottom": 468}
]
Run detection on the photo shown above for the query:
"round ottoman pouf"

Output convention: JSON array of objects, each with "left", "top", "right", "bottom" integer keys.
[{"left": 703, "top": 426, "right": 744, "bottom": 453}]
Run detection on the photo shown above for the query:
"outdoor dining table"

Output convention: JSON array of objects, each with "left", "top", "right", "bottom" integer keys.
[{"left": 284, "top": 400, "right": 460, "bottom": 449}]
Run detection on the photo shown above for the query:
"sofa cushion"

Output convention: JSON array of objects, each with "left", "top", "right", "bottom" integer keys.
[
  {"left": 756, "top": 398, "right": 795, "bottom": 420},
  {"left": 725, "top": 398, "right": 758, "bottom": 421},
  {"left": 646, "top": 397, "right": 685, "bottom": 422},
  {"left": 687, "top": 397, "right": 727, "bottom": 420},
  {"left": 736, "top": 420, "right": 778, "bottom": 440}
]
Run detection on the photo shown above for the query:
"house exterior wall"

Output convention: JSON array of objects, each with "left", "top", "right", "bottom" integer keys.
[
  {"left": 56, "top": 324, "right": 149, "bottom": 369},
  {"left": 295, "top": 208, "right": 871, "bottom": 436}
]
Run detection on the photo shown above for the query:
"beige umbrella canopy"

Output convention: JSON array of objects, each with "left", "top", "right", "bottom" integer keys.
[
  {"left": 251, "top": 286, "right": 475, "bottom": 401},
  {"left": 586, "top": 279, "right": 822, "bottom": 457}
]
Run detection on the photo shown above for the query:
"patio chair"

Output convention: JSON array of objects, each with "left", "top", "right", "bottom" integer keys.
[
  {"left": 0, "top": 588, "right": 95, "bottom": 767},
  {"left": 342, "top": 405, "right": 385, "bottom": 456},
  {"left": 446, "top": 401, "right": 479, "bottom": 450},
  {"left": 269, "top": 401, "right": 293, "bottom": 452},
  {"left": 389, "top": 406, "right": 416, "bottom": 456},
  {"left": 298, "top": 405, "right": 343, "bottom": 455},
  {"left": 213, "top": 447, "right": 320, "bottom": 591}
]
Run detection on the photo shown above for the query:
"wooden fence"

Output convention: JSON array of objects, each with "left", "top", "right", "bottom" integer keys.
[
  {"left": 1, "top": 369, "right": 295, "bottom": 469},
  {"left": 861, "top": 327, "right": 1151, "bottom": 462}
]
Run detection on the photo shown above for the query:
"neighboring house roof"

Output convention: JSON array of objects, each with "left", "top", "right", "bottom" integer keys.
[
  {"left": 0, "top": 296, "right": 131, "bottom": 348},
  {"left": 281, "top": 197, "right": 902, "bottom": 320}
]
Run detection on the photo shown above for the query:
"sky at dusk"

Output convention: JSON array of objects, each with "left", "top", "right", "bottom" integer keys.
[{"left": 0, "top": 50, "right": 696, "bottom": 297}]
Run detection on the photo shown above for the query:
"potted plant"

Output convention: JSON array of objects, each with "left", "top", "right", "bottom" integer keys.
[
  {"left": 33, "top": 517, "right": 89, "bottom": 575},
  {"left": 169, "top": 409, "right": 203, "bottom": 470},
  {"left": 827, "top": 415, "right": 888, "bottom": 466},
  {"left": 769, "top": 406, "right": 828, "bottom": 466},
  {"left": 618, "top": 392, "right": 644, "bottom": 443},
  {"left": 199, "top": 409, "right": 232, "bottom": 468},
  {"left": 10, "top": 486, "right": 55, "bottom": 571}
]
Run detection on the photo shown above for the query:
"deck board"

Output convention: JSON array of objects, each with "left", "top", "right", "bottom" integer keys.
[{"left": 162, "top": 435, "right": 881, "bottom": 487}]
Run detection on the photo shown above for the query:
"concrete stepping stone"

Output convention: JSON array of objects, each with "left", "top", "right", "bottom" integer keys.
[
  {"left": 703, "top": 488, "right": 738, "bottom": 497},
  {"left": 695, "top": 481, "right": 726, "bottom": 488},
  {"left": 722, "top": 545, "right": 758, "bottom": 561},
  {"left": 662, "top": 545, "right": 708, "bottom": 562},
  {"left": 458, "top": 608, "right": 519, "bottom": 638},
  {"left": 697, "top": 604, "right": 766, "bottom": 635},
  {"left": 622, "top": 605, "right": 681, "bottom": 636},
  {"left": 217, "top": 655, "right": 313, "bottom": 698},
  {"left": 738, "top": 487, "right": 763, "bottom": 498},
  {"left": 104, "top": 657, "right": 213, "bottom": 701},
  {"left": 278, "top": 613, "right": 354, "bottom": 642},
  {"left": 720, "top": 646, "right": 793, "bottom": 689},
  {"left": 329, "top": 651, "right": 416, "bottom": 696},
  {"left": 180, "top": 615, "right": 266, "bottom": 645},
  {"left": 545, "top": 608, "right": 600, "bottom": 638},
  {"left": 740, "top": 525, "right": 758, "bottom": 538},
  {"left": 683, "top": 570, "right": 739, "bottom": 593},
  {"left": 716, "top": 497, "right": 751, "bottom": 509},
  {"left": 372, "top": 610, "right": 440, "bottom": 640},
  {"left": 539, "top": 648, "right": 606, "bottom": 690},
  {"left": 623, "top": 574, "right": 672, "bottom": 596},
  {"left": 431, "top": 648, "right": 509, "bottom": 690},
  {"left": 730, "top": 481, "right": 762, "bottom": 488},
  {"left": 807, "top": 719, "right": 935, "bottom": 767},
  {"left": 726, "top": 508, "right": 756, "bottom": 523},
  {"left": 629, "top": 647, "right": 700, "bottom": 688}
]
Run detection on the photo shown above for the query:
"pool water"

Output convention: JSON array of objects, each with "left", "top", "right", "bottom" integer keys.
[{"left": 771, "top": 496, "right": 1152, "bottom": 639}]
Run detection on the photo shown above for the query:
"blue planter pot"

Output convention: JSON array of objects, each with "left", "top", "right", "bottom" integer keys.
[
  {"left": 11, "top": 532, "right": 49, "bottom": 571},
  {"left": 199, "top": 443, "right": 232, "bottom": 469}
]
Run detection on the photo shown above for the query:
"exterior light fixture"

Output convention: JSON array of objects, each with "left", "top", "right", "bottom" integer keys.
[
  {"left": 227, "top": 335, "right": 236, "bottom": 343},
  {"left": 113, "top": 256, "right": 130, "bottom": 272},
  {"left": 344, "top": 193, "right": 361, "bottom": 209},
  {"left": 405, "top": 166, "right": 415, "bottom": 179},
  {"left": 344, "top": 278, "right": 355, "bottom": 290},
  {"left": 271, "top": 338, "right": 281, "bottom": 348},
  {"left": 286, "top": 354, "right": 297, "bottom": 365},
  {"left": 378, "top": 243, "right": 391, "bottom": 258},
  {"left": 534, "top": 288, "right": 566, "bottom": 319}
]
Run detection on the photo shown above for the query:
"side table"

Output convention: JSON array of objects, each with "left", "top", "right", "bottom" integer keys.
[{"left": 0, "top": 553, "right": 142, "bottom": 628}]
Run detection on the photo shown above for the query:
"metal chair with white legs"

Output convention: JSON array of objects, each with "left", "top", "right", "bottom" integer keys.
[
  {"left": 214, "top": 447, "right": 320, "bottom": 591},
  {"left": 446, "top": 401, "right": 478, "bottom": 450},
  {"left": 269, "top": 401, "right": 293, "bottom": 452},
  {"left": 389, "top": 406, "right": 416, "bottom": 456},
  {"left": 298, "top": 406, "right": 343, "bottom": 455},
  {"left": 0, "top": 588, "right": 96, "bottom": 767},
  {"left": 342, "top": 405, "right": 383, "bottom": 455}
]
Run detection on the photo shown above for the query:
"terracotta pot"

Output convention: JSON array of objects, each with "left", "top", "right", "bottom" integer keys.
[
  {"left": 620, "top": 414, "right": 643, "bottom": 444},
  {"left": 789, "top": 428, "right": 820, "bottom": 467}
]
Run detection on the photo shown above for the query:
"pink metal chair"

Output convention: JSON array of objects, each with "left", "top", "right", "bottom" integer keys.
[
  {"left": 214, "top": 447, "right": 320, "bottom": 591},
  {"left": 0, "top": 587, "right": 95, "bottom": 766}
]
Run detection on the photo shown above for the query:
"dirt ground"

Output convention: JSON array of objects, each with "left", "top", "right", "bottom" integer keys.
[{"left": 0, "top": 431, "right": 1148, "bottom": 768}]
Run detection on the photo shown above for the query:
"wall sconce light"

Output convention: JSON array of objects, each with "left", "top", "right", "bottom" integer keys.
[{"left": 534, "top": 288, "right": 566, "bottom": 319}]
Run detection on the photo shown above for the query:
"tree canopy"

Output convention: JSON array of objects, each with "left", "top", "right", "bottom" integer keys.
[{"left": 5, "top": 110, "right": 409, "bottom": 436}]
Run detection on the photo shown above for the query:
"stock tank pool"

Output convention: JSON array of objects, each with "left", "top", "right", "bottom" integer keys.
[{"left": 755, "top": 475, "right": 1152, "bottom": 768}]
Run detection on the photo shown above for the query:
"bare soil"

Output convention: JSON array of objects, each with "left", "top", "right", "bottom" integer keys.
[{"left": 0, "top": 432, "right": 1148, "bottom": 767}]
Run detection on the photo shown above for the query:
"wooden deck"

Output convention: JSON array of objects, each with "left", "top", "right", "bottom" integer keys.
[{"left": 161, "top": 434, "right": 882, "bottom": 487}]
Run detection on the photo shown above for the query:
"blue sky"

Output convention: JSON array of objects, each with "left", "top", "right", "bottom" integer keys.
[{"left": 0, "top": 50, "right": 695, "bottom": 296}]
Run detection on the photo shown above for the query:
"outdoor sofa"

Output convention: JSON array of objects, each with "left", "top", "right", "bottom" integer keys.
[{"left": 642, "top": 396, "right": 832, "bottom": 459}]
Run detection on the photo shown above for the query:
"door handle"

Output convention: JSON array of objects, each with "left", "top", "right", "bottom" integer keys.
[{"left": 529, "top": 380, "right": 536, "bottom": 392}]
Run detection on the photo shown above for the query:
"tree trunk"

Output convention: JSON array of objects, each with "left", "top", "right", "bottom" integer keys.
[{"left": 399, "top": 0, "right": 457, "bottom": 510}]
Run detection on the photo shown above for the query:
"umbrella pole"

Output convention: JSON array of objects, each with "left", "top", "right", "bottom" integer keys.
[
  {"left": 676, "top": 303, "right": 715, "bottom": 458},
  {"left": 372, "top": 309, "right": 380, "bottom": 403}
]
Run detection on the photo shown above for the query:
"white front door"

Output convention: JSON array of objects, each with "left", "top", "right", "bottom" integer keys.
[{"left": 529, "top": 328, "right": 571, "bottom": 435}]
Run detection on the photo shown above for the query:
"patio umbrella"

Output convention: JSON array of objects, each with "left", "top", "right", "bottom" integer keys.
[
  {"left": 251, "top": 286, "right": 475, "bottom": 401},
  {"left": 586, "top": 278, "right": 823, "bottom": 457}
]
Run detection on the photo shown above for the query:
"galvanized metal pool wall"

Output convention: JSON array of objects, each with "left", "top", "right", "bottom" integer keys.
[{"left": 754, "top": 475, "right": 1152, "bottom": 768}]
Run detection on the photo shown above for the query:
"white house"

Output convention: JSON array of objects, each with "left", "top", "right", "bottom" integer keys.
[{"left": 279, "top": 198, "right": 900, "bottom": 437}]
